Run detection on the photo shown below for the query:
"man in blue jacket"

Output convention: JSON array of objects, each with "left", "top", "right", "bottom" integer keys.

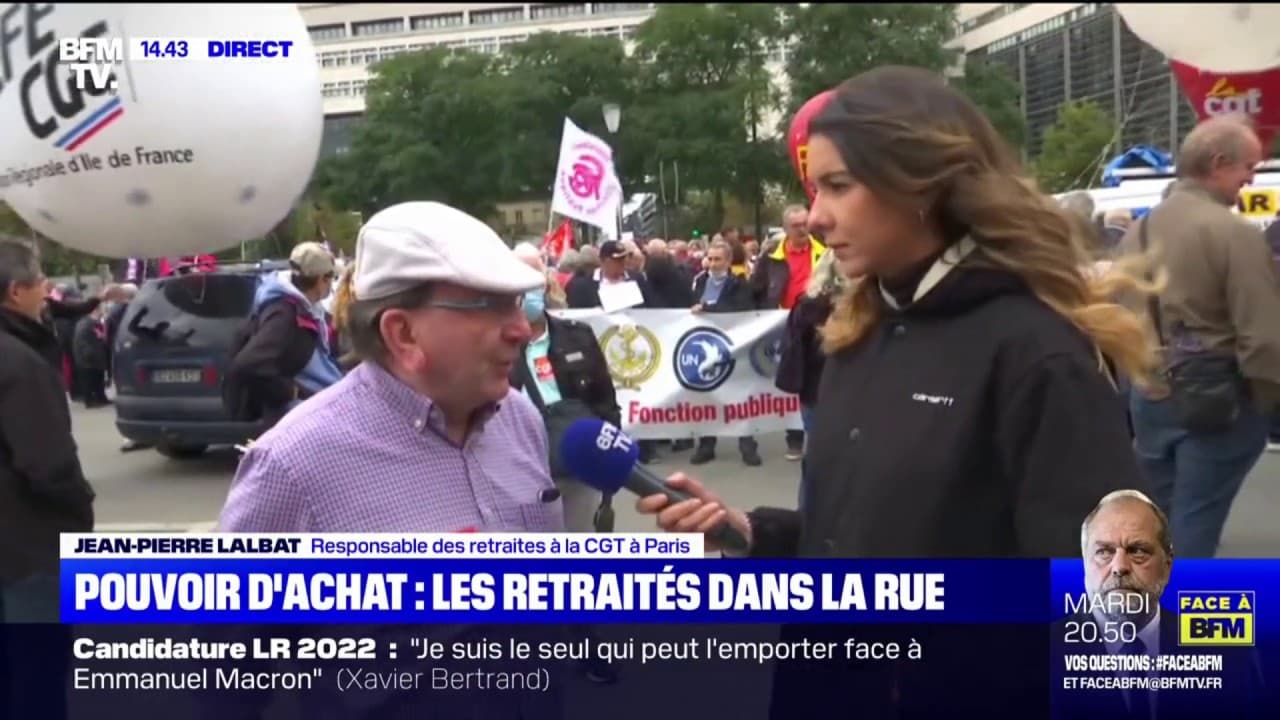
[{"left": 224, "top": 243, "right": 344, "bottom": 427}]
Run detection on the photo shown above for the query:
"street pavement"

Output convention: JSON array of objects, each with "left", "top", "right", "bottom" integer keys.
[{"left": 75, "top": 401, "right": 1280, "bottom": 555}]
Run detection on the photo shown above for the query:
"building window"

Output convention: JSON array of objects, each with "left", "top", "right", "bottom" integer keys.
[
  {"left": 593, "top": 3, "right": 650, "bottom": 13},
  {"left": 411, "top": 12, "right": 465, "bottom": 30},
  {"left": 960, "top": 3, "right": 1031, "bottom": 34},
  {"left": 309, "top": 24, "right": 346, "bottom": 42},
  {"left": 352, "top": 18, "right": 404, "bottom": 37},
  {"left": 532, "top": 4, "right": 587, "bottom": 21},
  {"left": 352, "top": 80, "right": 367, "bottom": 97},
  {"left": 380, "top": 46, "right": 407, "bottom": 60},
  {"left": 471, "top": 7, "right": 524, "bottom": 26},
  {"left": 515, "top": 210, "right": 525, "bottom": 226},
  {"left": 319, "top": 51, "right": 349, "bottom": 68},
  {"left": 321, "top": 81, "right": 354, "bottom": 98}
]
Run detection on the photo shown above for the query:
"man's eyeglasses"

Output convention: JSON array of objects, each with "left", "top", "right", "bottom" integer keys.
[{"left": 424, "top": 293, "right": 525, "bottom": 316}]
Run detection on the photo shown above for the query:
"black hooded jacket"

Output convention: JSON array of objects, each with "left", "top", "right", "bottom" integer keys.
[
  {"left": 0, "top": 307, "right": 95, "bottom": 580},
  {"left": 747, "top": 247, "right": 1149, "bottom": 559}
]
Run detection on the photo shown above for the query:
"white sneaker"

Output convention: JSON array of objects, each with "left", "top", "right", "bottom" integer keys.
[
  {"left": 1267, "top": 441, "right": 1280, "bottom": 453},
  {"left": 785, "top": 450, "right": 803, "bottom": 461}
]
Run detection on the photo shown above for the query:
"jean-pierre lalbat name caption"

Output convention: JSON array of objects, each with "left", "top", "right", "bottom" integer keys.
[{"left": 70, "top": 637, "right": 552, "bottom": 693}]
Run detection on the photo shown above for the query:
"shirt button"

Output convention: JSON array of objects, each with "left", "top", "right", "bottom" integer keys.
[
  {"left": 413, "top": 418, "right": 424, "bottom": 431},
  {"left": 892, "top": 324, "right": 906, "bottom": 337},
  {"left": 848, "top": 427, "right": 861, "bottom": 442}
]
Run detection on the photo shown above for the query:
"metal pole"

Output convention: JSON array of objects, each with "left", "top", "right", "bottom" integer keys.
[
  {"left": 673, "top": 160, "right": 680, "bottom": 209},
  {"left": 659, "top": 159, "right": 670, "bottom": 240},
  {"left": 613, "top": 130, "right": 623, "bottom": 240}
]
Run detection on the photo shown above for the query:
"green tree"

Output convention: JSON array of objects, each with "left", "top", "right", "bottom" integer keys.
[
  {"left": 628, "top": 3, "right": 785, "bottom": 228},
  {"left": 783, "top": 3, "right": 959, "bottom": 116},
  {"left": 1034, "top": 100, "right": 1117, "bottom": 193},
  {"left": 954, "top": 58, "right": 1027, "bottom": 152},
  {"left": 313, "top": 49, "right": 518, "bottom": 220},
  {"left": 496, "top": 33, "right": 634, "bottom": 198},
  {"left": 0, "top": 202, "right": 32, "bottom": 239}
]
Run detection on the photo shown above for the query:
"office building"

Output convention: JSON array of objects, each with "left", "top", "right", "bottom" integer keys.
[
  {"left": 954, "top": 3, "right": 1199, "bottom": 158},
  {"left": 299, "top": 3, "right": 660, "bottom": 157}
]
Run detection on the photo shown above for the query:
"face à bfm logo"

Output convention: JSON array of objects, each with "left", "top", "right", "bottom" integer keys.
[{"left": 1177, "top": 591, "right": 1255, "bottom": 646}]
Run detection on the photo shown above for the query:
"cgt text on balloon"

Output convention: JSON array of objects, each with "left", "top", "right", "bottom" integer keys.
[{"left": 1, "top": 5, "right": 117, "bottom": 141}]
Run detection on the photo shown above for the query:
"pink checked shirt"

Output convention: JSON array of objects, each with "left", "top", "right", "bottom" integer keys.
[{"left": 218, "top": 361, "right": 563, "bottom": 533}]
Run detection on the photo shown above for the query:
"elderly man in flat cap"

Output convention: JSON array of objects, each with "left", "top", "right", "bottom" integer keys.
[
  {"left": 221, "top": 202, "right": 561, "bottom": 533},
  {"left": 214, "top": 202, "right": 566, "bottom": 719}
]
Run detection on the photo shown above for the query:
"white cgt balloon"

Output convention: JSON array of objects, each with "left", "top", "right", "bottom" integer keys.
[
  {"left": 0, "top": 4, "right": 322, "bottom": 258},
  {"left": 1116, "top": 3, "right": 1280, "bottom": 73}
]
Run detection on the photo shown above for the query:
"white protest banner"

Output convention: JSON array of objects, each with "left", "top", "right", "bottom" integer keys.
[
  {"left": 553, "top": 308, "right": 804, "bottom": 439},
  {"left": 550, "top": 118, "right": 622, "bottom": 238}
]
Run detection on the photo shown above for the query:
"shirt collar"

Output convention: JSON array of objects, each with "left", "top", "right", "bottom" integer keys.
[
  {"left": 355, "top": 361, "right": 501, "bottom": 442},
  {"left": 1097, "top": 607, "right": 1161, "bottom": 656}
]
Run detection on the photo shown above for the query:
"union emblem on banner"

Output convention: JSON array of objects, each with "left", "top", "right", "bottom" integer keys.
[
  {"left": 557, "top": 309, "right": 804, "bottom": 438},
  {"left": 599, "top": 324, "right": 662, "bottom": 390}
]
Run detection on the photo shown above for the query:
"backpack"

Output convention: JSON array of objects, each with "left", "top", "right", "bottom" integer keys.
[{"left": 221, "top": 294, "right": 311, "bottom": 422}]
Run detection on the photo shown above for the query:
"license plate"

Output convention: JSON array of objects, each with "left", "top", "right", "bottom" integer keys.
[{"left": 151, "top": 368, "right": 202, "bottom": 384}]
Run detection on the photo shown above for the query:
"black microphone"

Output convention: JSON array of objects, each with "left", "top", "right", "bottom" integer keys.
[{"left": 558, "top": 418, "right": 750, "bottom": 553}]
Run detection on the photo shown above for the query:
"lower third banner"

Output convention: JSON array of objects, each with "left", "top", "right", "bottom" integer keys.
[{"left": 553, "top": 308, "right": 803, "bottom": 439}]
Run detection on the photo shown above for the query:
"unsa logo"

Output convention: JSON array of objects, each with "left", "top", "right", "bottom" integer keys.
[
  {"left": 673, "top": 327, "right": 736, "bottom": 392},
  {"left": 1204, "top": 78, "right": 1263, "bottom": 116}
]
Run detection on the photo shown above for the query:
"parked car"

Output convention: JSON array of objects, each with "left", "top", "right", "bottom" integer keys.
[{"left": 112, "top": 260, "right": 293, "bottom": 459}]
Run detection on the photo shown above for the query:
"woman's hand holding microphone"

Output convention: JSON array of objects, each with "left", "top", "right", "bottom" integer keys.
[{"left": 634, "top": 472, "right": 753, "bottom": 555}]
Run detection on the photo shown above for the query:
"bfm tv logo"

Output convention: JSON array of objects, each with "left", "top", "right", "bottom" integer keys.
[
  {"left": 58, "top": 37, "right": 121, "bottom": 93},
  {"left": 1177, "top": 591, "right": 1255, "bottom": 646},
  {"left": 1203, "top": 77, "right": 1263, "bottom": 116}
]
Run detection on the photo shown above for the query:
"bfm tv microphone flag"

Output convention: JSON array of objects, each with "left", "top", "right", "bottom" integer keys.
[{"left": 550, "top": 118, "right": 623, "bottom": 239}]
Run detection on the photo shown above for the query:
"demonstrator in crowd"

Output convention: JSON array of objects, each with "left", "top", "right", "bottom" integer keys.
[
  {"left": 1121, "top": 115, "right": 1280, "bottom": 559},
  {"left": 223, "top": 242, "right": 343, "bottom": 428},
  {"left": 0, "top": 239, "right": 95, "bottom": 720},
  {"left": 216, "top": 202, "right": 565, "bottom": 718},
  {"left": 688, "top": 239, "right": 761, "bottom": 467},
  {"left": 774, "top": 249, "right": 847, "bottom": 507}
]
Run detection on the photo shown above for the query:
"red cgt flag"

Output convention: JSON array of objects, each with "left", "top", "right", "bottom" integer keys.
[
  {"left": 1171, "top": 60, "right": 1280, "bottom": 150},
  {"left": 542, "top": 219, "right": 573, "bottom": 262}
]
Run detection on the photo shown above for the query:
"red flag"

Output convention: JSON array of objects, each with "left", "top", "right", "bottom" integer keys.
[
  {"left": 1171, "top": 60, "right": 1280, "bottom": 150},
  {"left": 542, "top": 219, "right": 573, "bottom": 261},
  {"left": 788, "top": 90, "right": 836, "bottom": 203}
]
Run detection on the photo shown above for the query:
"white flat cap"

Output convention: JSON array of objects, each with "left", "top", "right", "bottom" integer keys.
[{"left": 352, "top": 202, "right": 546, "bottom": 300}]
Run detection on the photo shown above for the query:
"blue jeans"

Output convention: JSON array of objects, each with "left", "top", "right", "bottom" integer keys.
[
  {"left": 798, "top": 405, "right": 815, "bottom": 509},
  {"left": 1129, "top": 390, "right": 1266, "bottom": 558}
]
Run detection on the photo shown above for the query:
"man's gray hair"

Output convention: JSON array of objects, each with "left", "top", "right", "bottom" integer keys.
[
  {"left": 1177, "top": 114, "right": 1258, "bottom": 180},
  {"left": 1059, "top": 191, "right": 1095, "bottom": 222},
  {"left": 344, "top": 282, "right": 435, "bottom": 363},
  {"left": 557, "top": 249, "right": 582, "bottom": 272},
  {"left": 782, "top": 204, "right": 809, "bottom": 223},
  {"left": 0, "top": 238, "right": 41, "bottom": 298},
  {"left": 1079, "top": 489, "right": 1173, "bottom": 558}
]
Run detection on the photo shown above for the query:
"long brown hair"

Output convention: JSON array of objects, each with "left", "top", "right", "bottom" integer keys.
[{"left": 811, "top": 66, "right": 1160, "bottom": 387}]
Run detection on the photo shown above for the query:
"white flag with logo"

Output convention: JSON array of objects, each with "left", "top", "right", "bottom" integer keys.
[{"left": 550, "top": 118, "right": 623, "bottom": 238}]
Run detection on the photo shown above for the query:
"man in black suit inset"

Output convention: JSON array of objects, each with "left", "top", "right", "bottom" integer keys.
[{"left": 1056, "top": 490, "right": 1269, "bottom": 719}]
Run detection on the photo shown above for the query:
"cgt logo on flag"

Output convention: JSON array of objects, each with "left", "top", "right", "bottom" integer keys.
[
  {"left": 551, "top": 118, "right": 622, "bottom": 236},
  {"left": 1178, "top": 591, "right": 1255, "bottom": 646}
]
